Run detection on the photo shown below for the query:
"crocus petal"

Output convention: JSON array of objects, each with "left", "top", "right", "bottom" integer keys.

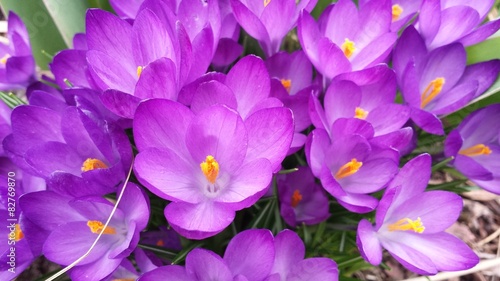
[
  {"left": 287, "top": 258, "right": 339, "bottom": 281},
  {"left": 165, "top": 201, "right": 235, "bottom": 240},
  {"left": 270, "top": 230, "right": 305, "bottom": 278},
  {"left": 100, "top": 89, "right": 141, "bottom": 119},
  {"left": 356, "top": 219, "right": 382, "bottom": 265},
  {"left": 461, "top": 60, "right": 500, "bottom": 99},
  {"left": 305, "top": 129, "right": 330, "bottom": 177},
  {"left": 133, "top": 99, "right": 194, "bottom": 153},
  {"left": 224, "top": 229, "right": 275, "bottom": 281},
  {"left": 297, "top": 11, "right": 322, "bottom": 69},
  {"left": 134, "top": 147, "right": 204, "bottom": 204},
  {"left": 418, "top": 0, "right": 441, "bottom": 44},
  {"left": 186, "top": 249, "right": 233, "bottom": 281},
  {"left": 371, "top": 127, "right": 414, "bottom": 152},
  {"left": 225, "top": 55, "right": 271, "bottom": 118},
  {"left": 393, "top": 26, "right": 427, "bottom": 81},
  {"left": 134, "top": 57, "right": 178, "bottom": 100},
  {"left": 68, "top": 254, "right": 122, "bottom": 281},
  {"left": 230, "top": 0, "right": 271, "bottom": 43},
  {"left": 429, "top": 6, "right": 479, "bottom": 49},
  {"left": 459, "top": 18, "right": 500, "bottom": 47},
  {"left": 317, "top": 37, "right": 352, "bottom": 79},
  {"left": 410, "top": 108, "right": 444, "bottom": 135},
  {"left": 190, "top": 80, "right": 238, "bottom": 114},
  {"left": 324, "top": 0, "right": 359, "bottom": 44},
  {"left": 87, "top": 50, "right": 136, "bottom": 93},
  {"left": 351, "top": 32, "right": 397, "bottom": 70},
  {"left": 453, "top": 155, "right": 493, "bottom": 181},
  {"left": 324, "top": 80, "right": 361, "bottom": 126},
  {"left": 330, "top": 118, "right": 374, "bottom": 140},
  {"left": 25, "top": 142, "right": 82, "bottom": 177},
  {"left": 139, "top": 265, "right": 192, "bottom": 281},
  {"left": 245, "top": 107, "right": 293, "bottom": 171},
  {"left": 187, "top": 27, "right": 215, "bottom": 83},
  {"left": 366, "top": 104, "right": 410, "bottom": 135}
]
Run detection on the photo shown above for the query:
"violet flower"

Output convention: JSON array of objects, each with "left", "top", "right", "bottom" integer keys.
[
  {"left": 306, "top": 130, "right": 399, "bottom": 213},
  {"left": 357, "top": 154, "right": 479, "bottom": 275},
  {"left": 266, "top": 51, "right": 317, "bottom": 153},
  {"left": 4, "top": 104, "right": 132, "bottom": 197},
  {"left": 0, "top": 12, "right": 36, "bottom": 90},
  {"left": 298, "top": 0, "right": 397, "bottom": 82},
  {"left": 417, "top": 0, "right": 500, "bottom": 49},
  {"left": 309, "top": 65, "right": 413, "bottom": 151},
  {"left": 139, "top": 229, "right": 338, "bottom": 280},
  {"left": 134, "top": 99, "right": 292, "bottom": 239},
  {"left": 445, "top": 104, "right": 500, "bottom": 194},
  {"left": 277, "top": 166, "right": 329, "bottom": 227},
  {"left": 212, "top": 0, "right": 244, "bottom": 70},
  {"left": 393, "top": 26, "right": 500, "bottom": 135},
  {"left": 19, "top": 183, "right": 149, "bottom": 281},
  {"left": 231, "top": 0, "right": 317, "bottom": 57}
]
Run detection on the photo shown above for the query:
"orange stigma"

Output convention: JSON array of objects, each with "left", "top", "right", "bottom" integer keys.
[
  {"left": 156, "top": 239, "right": 165, "bottom": 247},
  {"left": 264, "top": 0, "right": 271, "bottom": 7},
  {"left": 281, "top": 79, "right": 292, "bottom": 93},
  {"left": 388, "top": 217, "right": 425, "bottom": 233},
  {"left": 137, "top": 66, "right": 144, "bottom": 77},
  {"left": 392, "top": 4, "right": 403, "bottom": 21},
  {"left": 354, "top": 107, "right": 368, "bottom": 120},
  {"left": 291, "top": 189, "right": 303, "bottom": 208},
  {"left": 200, "top": 155, "right": 219, "bottom": 184},
  {"left": 81, "top": 158, "right": 108, "bottom": 172},
  {"left": 14, "top": 224, "right": 24, "bottom": 241},
  {"left": 459, "top": 144, "right": 492, "bottom": 157},
  {"left": 421, "top": 77, "right": 445, "bottom": 108},
  {"left": 335, "top": 158, "right": 363, "bottom": 180},
  {"left": 0, "top": 54, "right": 10, "bottom": 64},
  {"left": 341, "top": 38, "right": 356, "bottom": 59},
  {"left": 87, "top": 220, "right": 116, "bottom": 235}
]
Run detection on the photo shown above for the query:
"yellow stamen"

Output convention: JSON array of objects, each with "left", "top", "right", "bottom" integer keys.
[
  {"left": 388, "top": 217, "right": 425, "bottom": 233},
  {"left": 137, "top": 66, "right": 144, "bottom": 77},
  {"left": 0, "top": 54, "right": 10, "bottom": 64},
  {"left": 291, "top": 189, "right": 303, "bottom": 208},
  {"left": 87, "top": 220, "right": 116, "bottom": 235},
  {"left": 200, "top": 155, "right": 219, "bottom": 184},
  {"left": 156, "top": 239, "right": 165, "bottom": 247},
  {"left": 341, "top": 38, "right": 356, "bottom": 59},
  {"left": 354, "top": 107, "right": 369, "bottom": 120},
  {"left": 15, "top": 224, "right": 24, "bottom": 241},
  {"left": 264, "top": 0, "right": 271, "bottom": 7},
  {"left": 392, "top": 4, "right": 403, "bottom": 21},
  {"left": 335, "top": 158, "right": 363, "bottom": 180},
  {"left": 459, "top": 144, "right": 492, "bottom": 157},
  {"left": 421, "top": 77, "right": 445, "bottom": 108},
  {"left": 281, "top": 79, "right": 292, "bottom": 93},
  {"left": 81, "top": 158, "right": 108, "bottom": 172}
]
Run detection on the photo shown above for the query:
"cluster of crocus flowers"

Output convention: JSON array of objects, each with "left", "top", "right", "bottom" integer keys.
[{"left": 1, "top": 0, "right": 499, "bottom": 279}]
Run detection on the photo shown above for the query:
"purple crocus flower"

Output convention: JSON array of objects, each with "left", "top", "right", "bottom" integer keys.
[
  {"left": 266, "top": 51, "right": 316, "bottom": 153},
  {"left": 306, "top": 130, "right": 399, "bottom": 213},
  {"left": 445, "top": 104, "right": 500, "bottom": 194},
  {"left": 4, "top": 104, "right": 132, "bottom": 197},
  {"left": 0, "top": 12, "right": 36, "bottom": 90},
  {"left": 298, "top": 0, "right": 397, "bottom": 82},
  {"left": 309, "top": 65, "right": 413, "bottom": 151},
  {"left": 19, "top": 183, "right": 149, "bottom": 281},
  {"left": 417, "top": 0, "right": 500, "bottom": 49},
  {"left": 134, "top": 99, "right": 292, "bottom": 239},
  {"left": 231, "top": 0, "right": 317, "bottom": 57},
  {"left": 357, "top": 154, "right": 479, "bottom": 275},
  {"left": 393, "top": 26, "right": 500, "bottom": 135},
  {"left": 139, "top": 229, "right": 338, "bottom": 280},
  {"left": 277, "top": 166, "right": 329, "bottom": 227}
]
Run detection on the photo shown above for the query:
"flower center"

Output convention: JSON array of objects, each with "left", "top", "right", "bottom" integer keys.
[
  {"left": 87, "top": 220, "right": 116, "bottom": 235},
  {"left": 421, "top": 77, "right": 445, "bottom": 108},
  {"left": 459, "top": 144, "right": 492, "bottom": 157},
  {"left": 281, "top": 79, "right": 292, "bottom": 93},
  {"left": 81, "top": 158, "right": 108, "bottom": 172},
  {"left": 137, "top": 66, "right": 144, "bottom": 77},
  {"left": 264, "top": 0, "right": 271, "bottom": 7},
  {"left": 392, "top": 4, "right": 403, "bottom": 21},
  {"left": 334, "top": 158, "right": 363, "bottom": 180},
  {"left": 291, "top": 189, "right": 303, "bottom": 208},
  {"left": 354, "top": 107, "right": 368, "bottom": 119},
  {"left": 156, "top": 239, "right": 165, "bottom": 247},
  {"left": 388, "top": 217, "right": 425, "bottom": 233},
  {"left": 8, "top": 224, "right": 24, "bottom": 242},
  {"left": 341, "top": 38, "right": 356, "bottom": 59},
  {"left": 200, "top": 155, "right": 220, "bottom": 184},
  {"left": 0, "top": 54, "right": 10, "bottom": 64}
]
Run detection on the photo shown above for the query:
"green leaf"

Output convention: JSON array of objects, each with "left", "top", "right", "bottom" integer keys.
[
  {"left": 466, "top": 30, "right": 500, "bottom": 65},
  {"left": 0, "top": 0, "right": 89, "bottom": 69}
]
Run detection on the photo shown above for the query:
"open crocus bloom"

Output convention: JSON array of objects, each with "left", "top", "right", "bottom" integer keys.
[
  {"left": 357, "top": 154, "right": 479, "bottom": 275},
  {"left": 134, "top": 100, "right": 293, "bottom": 239},
  {"left": 19, "top": 183, "right": 149, "bottom": 280},
  {"left": 393, "top": 26, "right": 500, "bottom": 135},
  {"left": 139, "top": 229, "right": 338, "bottom": 281},
  {"left": 298, "top": 0, "right": 397, "bottom": 82},
  {"left": 445, "top": 104, "right": 500, "bottom": 194}
]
